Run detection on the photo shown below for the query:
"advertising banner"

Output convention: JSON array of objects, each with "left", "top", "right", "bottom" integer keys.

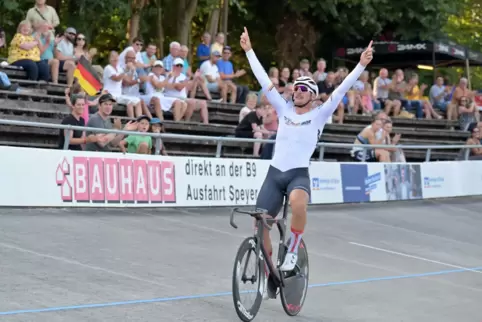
[
  {"left": 421, "top": 162, "right": 459, "bottom": 199},
  {"left": 340, "top": 163, "right": 386, "bottom": 203},
  {"left": 384, "top": 164, "right": 423, "bottom": 201},
  {"left": 309, "top": 162, "right": 343, "bottom": 204}
]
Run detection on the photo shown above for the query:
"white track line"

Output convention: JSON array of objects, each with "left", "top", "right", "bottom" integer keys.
[{"left": 349, "top": 242, "right": 482, "bottom": 275}]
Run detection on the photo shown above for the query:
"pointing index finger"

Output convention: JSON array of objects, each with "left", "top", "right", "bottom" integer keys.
[
  {"left": 367, "top": 40, "right": 373, "bottom": 49},
  {"left": 244, "top": 26, "right": 248, "bottom": 35}
]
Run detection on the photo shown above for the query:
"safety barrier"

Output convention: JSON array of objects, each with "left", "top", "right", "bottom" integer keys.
[
  {"left": 0, "top": 119, "right": 478, "bottom": 161},
  {"left": 0, "top": 145, "right": 481, "bottom": 207}
]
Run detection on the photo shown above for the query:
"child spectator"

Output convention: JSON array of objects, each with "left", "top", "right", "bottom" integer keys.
[
  {"left": 119, "top": 115, "right": 152, "bottom": 154},
  {"left": 150, "top": 118, "right": 168, "bottom": 155},
  {"left": 239, "top": 93, "right": 257, "bottom": 123},
  {"left": 65, "top": 83, "right": 103, "bottom": 124}
]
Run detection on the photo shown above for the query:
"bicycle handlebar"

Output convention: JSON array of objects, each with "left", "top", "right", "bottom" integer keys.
[{"left": 230, "top": 208, "right": 272, "bottom": 231}]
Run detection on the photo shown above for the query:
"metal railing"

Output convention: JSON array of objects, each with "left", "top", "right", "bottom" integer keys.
[{"left": 0, "top": 119, "right": 478, "bottom": 161}]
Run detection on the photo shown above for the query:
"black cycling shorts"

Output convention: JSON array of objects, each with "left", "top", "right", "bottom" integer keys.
[{"left": 256, "top": 165, "right": 311, "bottom": 216}]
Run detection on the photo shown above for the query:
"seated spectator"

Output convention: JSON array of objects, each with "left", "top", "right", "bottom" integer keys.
[
  {"left": 350, "top": 72, "right": 372, "bottom": 115},
  {"left": 164, "top": 57, "right": 209, "bottom": 124},
  {"left": 200, "top": 51, "right": 228, "bottom": 102},
  {"left": 263, "top": 105, "right": 278, "bottom": 133},
  {"left": 85, "top": 93, "right": 138, "bottom": 152},
  {"left": 405, "top": 73, "right": 441, "bottom": 119},
  {"left": 282, "top": 83, "right": 294, "bottom": 100},
  {"left": 32, "top": 21, "right": 60, "bottom": 83},
  {"left": 54, "top": 27, "right": 76, "bottom": 86},
  {"left": 103, "top": 51, "right": 143, "bottom": 118},
  {"left": 374, "top": 68, "right": 401, "bottom": 117},
  {"left": 317, "top": 72, "right": 344, "bottom": 124},
  {"left": 119, "top": 115, "right": 152, "bottom": 154},
  {"left": 458, "top": 96, "right": 478, "bottom": 131},
  {"left": 118, "top": 37, "right": 151, "bottom": 77},
  {"left": 73, "top": 34, "right": 102, "bottom": 78},
  {"left": 162, "top": 41, "right": 181, "bottom": 72},
  {"left": 143, "top": 60, "right": 187, "bottom": 121},
  {"left": 381, "top": 119, "right": 405, "bottom": 162},
  {"left": 235, "top": 105, "right": 270, "bottom": 157},
  {"left": 210, "top": 32, "right": 225, "bottom": 54},
  {"left": 312, "top": 58, "right": 327, "bottom": 83},
  {"left": 150, "top": 118, "right": 168, "bottom": 155},
  {"left": 239, "top": 92, "right": 258, "bottom": 123},
  {"left": 429, "top": 76, "right": 451, "bottom": 116},
  {"left": 196, "top": 32, "right": 211, "bottom": 67},
  {"left": 58, "top": 94, "right": 102, "bottom": 150},
  {"left": 299, "top": 59, "right": 312, "bottom": 77},
  {"left": 448, "top": 77, "right": 474, "bottom": 121},
  {"left": 217, "top": 46, "right": 248, "bottom": 103},
  {"left": 8, "top": 20, "right": 49, "bottom": 82},
  {"left": 465, "top": 124, "right": 482, "bottom": 159},
  {"left": 350, "top": 115, "right": 390, "bottom": 162},
  {"left": 26, "top": 0, "right": 60, "bottom": 34}
]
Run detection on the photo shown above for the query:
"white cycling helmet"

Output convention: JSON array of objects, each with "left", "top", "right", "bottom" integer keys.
[{"left": 293, "top": 76, "right": 318, "bottom": 97}]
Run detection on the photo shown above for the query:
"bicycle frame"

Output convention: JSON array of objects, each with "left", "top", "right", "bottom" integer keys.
[{"left": 230, "top": 194, "right": 289, "bottom": 288}]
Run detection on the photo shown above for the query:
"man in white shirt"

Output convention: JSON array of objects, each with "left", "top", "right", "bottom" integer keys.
[
  {"left": 118, "top": 37, "right": 152, "bottom": 77},
  {"left": 200, "top": 50, "right": 228, "bottom": 102},
  {"left": 54, "top": 27, "right": 76, "bottom": 86},
  {"left": 103, "top": 51, "right": 143, "bottom": 118},
  {"left": 164, "top": 57, "right": 209, "bottom": 124}
]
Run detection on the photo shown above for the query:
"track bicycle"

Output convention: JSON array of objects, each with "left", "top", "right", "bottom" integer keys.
[{"left": 230, "top": 193, "right": 309, "bottom": 321}]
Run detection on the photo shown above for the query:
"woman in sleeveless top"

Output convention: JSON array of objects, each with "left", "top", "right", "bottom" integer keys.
[
  {"left": 465, "top": 125, "right": 482, "bottom": 158},
  {"left": 351, "top": 116, "right": 391, "bottom": 162}
]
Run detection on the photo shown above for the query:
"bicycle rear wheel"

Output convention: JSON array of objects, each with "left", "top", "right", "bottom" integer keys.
[
  {"left": 280, "top": 238, "right": 309, "bottom": 316},
  {"left": 232, "top": 237, "right": 264, "bottom": 321}
]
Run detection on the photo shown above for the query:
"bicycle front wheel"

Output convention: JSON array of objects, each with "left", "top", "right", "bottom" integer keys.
[{"left": 232, "top": 237, "right": 264, "bottom": 322}]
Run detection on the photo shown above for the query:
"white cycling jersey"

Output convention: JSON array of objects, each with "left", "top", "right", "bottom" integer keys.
[{"left": 246, "top": 49, "right": 366, "bottom": 172}]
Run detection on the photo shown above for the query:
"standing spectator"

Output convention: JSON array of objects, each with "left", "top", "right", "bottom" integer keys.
[
  {"left": 312, "top": 58, "right": 327, "bottom": 83},
  {"left": 162, "top": 41, "right": 181, "bottom": 72},
  {"left": 85, "top": 93, "right": 138, "bottom": 152},
  {"left": 373, "top": 68, "right": 401, "bottom": 117},
  {"left": 317, "top": 72, "right": 344, "bottom": 124},
  {"left": 196, "top": 32, "right": 211, "bottom": 67},
  {"left": 26, "top": 0, "right": 60, "bottom": 34},
  {"left": 235, "top": 105, "right": 270, "bottom": 157},
  {"left": 119, "top": 115, "right": 152, "bottom": 154},
  {"left": 239, "top": 92, "right": 258, "bottom": 123},
  {"left": 429, "top": 76, "right": 451, "bottom": 116},
  {"left": 103, "top": 51, "right": 143, "bottom": 118},
  {"left": 140, "top": 43, "right": 157, "bottom": 73},
  {"left": 118, "top": 37, "right": 151, "bottom": 77},
  {"left": 32, "top": 21, "right": 60, "bottom": 83},
  {"left": 210, "top": 32, "right": 225, "bottom": 54},
  {"left": 200, "top": 51, "right": 228, "bottom": 103},
  {"left": 164, "top": 57, "right": 209, "bottom": 124},
  {"left": 458, "top": 96, "right": 478, "bottom": 131},
  {"left": 217, "top": 46, "right": 248, "bottom": 103},
  {"left": 387, "top": 69, "right": 407, "bottom": 117},
  {"left": 299, "top": 59, "right": 312, "bottom": 77},
  {"left": 58, "top": 95, "right": 102, "bottom": 150},
  {"left": 8, "top": 21, "right": 49, "bottom": 82},
  {"left": 150, "top": 118, "right": 168, "bottom": 155},
  {"left": 179, "top": 45, "right": 191, "bottom": 76},
  {"left": 448, "top": 77, "right": 474, "bottom": 121},
  {"left": 54, "top": 27, "right": 76, "bottom": 86}
]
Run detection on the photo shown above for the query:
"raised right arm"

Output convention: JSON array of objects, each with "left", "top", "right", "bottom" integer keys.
[{"left": 246, "top": 49, "right": 288, "bottom": 114}]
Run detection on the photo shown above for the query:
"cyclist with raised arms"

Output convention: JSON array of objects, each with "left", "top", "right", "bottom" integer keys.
[{"left": 240, "top": 28, "right": 373, "bottom": 276}]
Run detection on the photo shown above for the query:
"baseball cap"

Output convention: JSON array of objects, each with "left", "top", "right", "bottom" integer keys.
[
  {"left": 211, "top": 50, "right": 221, "bottom": 57},
  {"left": 173, "top": 57, "right": 184, "bottom": 66},
  {"left": 65, "top": 27, "right": 77, "bottom": 35},
  {"left": 98, "top": 93, "right": 116, "bottom": 104},
  {"left": 153, "top": 60, "right": 164, "bottom": 67},
  {"left": 136, "top": 115, "right": 150, "bottom": 122},
  {"left": 150, "top": 118, "right": 163, "bottom": 125}
]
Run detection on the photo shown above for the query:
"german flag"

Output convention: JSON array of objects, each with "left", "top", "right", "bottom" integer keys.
[{"left": 73, "top": 56, "right": 102, "bottom": 96}]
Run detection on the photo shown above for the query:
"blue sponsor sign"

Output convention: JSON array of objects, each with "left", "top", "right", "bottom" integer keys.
[{"left": 340, "top": 164, "right": 381, "bottom": 203}]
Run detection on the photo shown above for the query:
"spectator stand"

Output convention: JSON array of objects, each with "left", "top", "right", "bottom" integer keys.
[{"left": 0, "top": 64, "right": 469, "bottom": 162}]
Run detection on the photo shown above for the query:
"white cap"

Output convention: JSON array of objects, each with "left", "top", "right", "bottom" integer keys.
[
  {"left": 173, "top": 57, "right": 184, "bottom": 66},
  {"left": 153, "top": 60, "right": 164, "bottom": 67}
]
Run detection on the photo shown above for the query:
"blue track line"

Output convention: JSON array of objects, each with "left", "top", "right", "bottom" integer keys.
[{"left": 1, "top": 266, "right": 481, "bottom": 316}]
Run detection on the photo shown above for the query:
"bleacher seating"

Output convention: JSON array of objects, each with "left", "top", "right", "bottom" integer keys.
[{"left": 0, "top": 66, "right": 467, "bottom": 162}]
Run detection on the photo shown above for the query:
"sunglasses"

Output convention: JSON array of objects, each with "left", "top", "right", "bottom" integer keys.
[
  {"left": 174, "top": 64, "right": 183, "bottom": 67},
  {"left": 68, "top": 32, "right": 76, "bottom": 36},
  {"left": 294, "top": 85, "right": 310, "bottom": 92}
]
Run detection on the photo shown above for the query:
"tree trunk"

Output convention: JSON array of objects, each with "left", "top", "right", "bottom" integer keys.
[
  {"left": 156, "top": 0, "right": 165, "bottom": 58},
  {"left": 177, "top": 0, "right": 198, "bottom": 45},
  {"left": 221, "top": 0, "right": 229, "bottom": 42},
  {"left": 207, "top": 8, "right": 220, "bottom": 37},
  {"left": 129, "top": 0, "right": 148, "bottom": 43}
]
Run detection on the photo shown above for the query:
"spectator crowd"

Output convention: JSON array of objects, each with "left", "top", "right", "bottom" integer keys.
[{"left": 1, "top": 0, "right": 482, "bottom": 159}]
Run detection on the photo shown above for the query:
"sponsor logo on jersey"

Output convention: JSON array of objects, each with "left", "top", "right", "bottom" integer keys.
[{"left": 284, "top": 116, "right": 311, "bottom": 126}]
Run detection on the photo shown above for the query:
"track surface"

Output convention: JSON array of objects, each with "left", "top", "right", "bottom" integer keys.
[{"left": 1, "top": 198, "right": 482, "bottom": 321}]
